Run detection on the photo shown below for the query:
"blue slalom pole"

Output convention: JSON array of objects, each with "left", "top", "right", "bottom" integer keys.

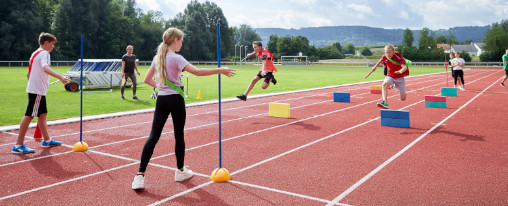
[
  {"left": 80, "top": 35, "right": 83, "bottom": 142},
  {"left": 217, "top": 24, "right": 222, "bottom": 168}
]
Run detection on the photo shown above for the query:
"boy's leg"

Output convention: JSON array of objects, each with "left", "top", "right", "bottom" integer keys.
[
  {"left": 244, "top": 76, "right": 261, "bottom": 96},
  {"left": 381, "top": 79, "right": 390, "bottom": 102},
  {"left": 37, "top": 113, "right": 51, "bottom": 141},
  {"left": 16, "top": 116, "right": 34, "bottom": 145},
  {"left": 394, "top": 77, "right": 407, "bottom": 101}
]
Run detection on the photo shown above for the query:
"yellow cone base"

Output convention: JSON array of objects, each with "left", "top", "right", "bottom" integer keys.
[
  {"left": 210, "top": 168, "right": 231, "bottom": 182},
  {"left": 72, "top": 141, "right": 89, "bottom": 152}
]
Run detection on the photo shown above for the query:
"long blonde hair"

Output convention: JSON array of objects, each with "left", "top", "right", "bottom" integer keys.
[{"left": 155, "top": 28, "right": 184, "bottom": 86}]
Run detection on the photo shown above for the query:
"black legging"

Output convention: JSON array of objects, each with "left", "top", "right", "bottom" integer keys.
[
  {"left": 138, "top": 94, "right": 186, "bottom": 172},
  {"left": 453, "top": 70, "right": 464, "bottom": 85},
  {"left": 121, "top": 73, "right": 137, "bottom": 96}
]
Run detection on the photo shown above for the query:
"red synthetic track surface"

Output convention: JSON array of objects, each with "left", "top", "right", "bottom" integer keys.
[{"left": 1, "top": 68, "right": 507, "bottom": 205}]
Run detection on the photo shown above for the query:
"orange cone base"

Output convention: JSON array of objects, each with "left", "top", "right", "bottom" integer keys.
[
  {"left": 72, "top": 141, "right": 89, "bottom": 152},
  {"left": 210, "top": 168, "right": 231, "bottom": 182}
]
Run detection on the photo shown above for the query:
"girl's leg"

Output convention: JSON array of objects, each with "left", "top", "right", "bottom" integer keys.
[
  {"left": 169, "top": 95, "right": 187, "bottom": 170},
  {"left": 138, "top": 96, "right": 170, "bottom": 172}
]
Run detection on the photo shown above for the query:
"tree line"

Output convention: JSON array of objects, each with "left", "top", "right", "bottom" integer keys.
[
  {"left": 1, "top": 1, "right": 507, "bottom": 62},
  {"left": 0, "top": 0, "right": 257, "bottom": 61}
]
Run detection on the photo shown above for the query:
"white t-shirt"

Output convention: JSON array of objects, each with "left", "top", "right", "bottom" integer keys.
[
  {"left": 452, "top": 57, "right": 465, "bottom": 70},
  {"left": 26, "top": 48, "right": 51, "bottom": 95},
  {"left": 149, "top": 52, "right": 189, "bottom": 96}
]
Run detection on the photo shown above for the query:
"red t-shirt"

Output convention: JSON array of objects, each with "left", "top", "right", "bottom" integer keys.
[
  {"left": 382, "top": 51, "right": 408, "bottom": 78},
  {"left": 257, "top": 49, "right": 277, "bottom": 72}
]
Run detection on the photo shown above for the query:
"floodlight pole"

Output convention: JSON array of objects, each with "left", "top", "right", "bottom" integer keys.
[
  {"left": 239, "top": 45, "right": 243, "bottom": 66},
  {"left": 234, "top": 44, "right": 239, "bottom": 65},
  {"left": 244, "top": 46, "right": 248, "bottom": 62}
]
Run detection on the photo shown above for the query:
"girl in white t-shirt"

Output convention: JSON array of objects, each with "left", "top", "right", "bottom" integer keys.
[
  {"left": 452, "top": 52, "right": 466, "bottom": 91},
  {"left": 132, "top": 28, "right": 236, "bottom": 190}
]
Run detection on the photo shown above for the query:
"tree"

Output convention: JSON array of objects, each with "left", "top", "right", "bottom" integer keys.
[
  {"left": 0, "top": 0, "right": 49, "bottom": 60},
  {"left": 182, "top": 0, "right": 211, "bottom": 60},
  {"left": 491, "top": 19, "right": 508, "bottom": 33},
  {"left": 233, "top": 24, "right": 261, "bottom": 56},
  {"left": 342, "top": 43, "right": 355, "bottom": 55},
  {"left": 401, "top": 28, "right": 414, "bottom": 47},
  {"left": 317, "top": 46, "right": 343, "bottom": 60},
  {"left": 418, "top": 27, "right": 436, "bottom": 50},
  {"left": 480, "top": 27, "right": 508, "bottom": 61},
  {"left": 266, "top": 35, "right": 278, "bottom": 55},
  {"left": 331, "top": 42, "right": 342, "bottom": 52},
  {"left": 360, "top": 47, "right": 372, "bottom": 56}
]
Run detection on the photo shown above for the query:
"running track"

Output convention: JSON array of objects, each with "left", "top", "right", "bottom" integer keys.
[{"left": 0, "top": 68, "right": 507, "bottom": 205}]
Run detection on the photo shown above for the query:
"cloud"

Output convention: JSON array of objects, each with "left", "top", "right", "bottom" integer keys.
[{"left": 134, "top": 0, "right": 505, "bottom": 29}]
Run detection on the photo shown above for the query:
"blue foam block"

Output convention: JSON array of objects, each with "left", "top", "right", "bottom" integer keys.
[
  {"left": 380, "top": 109, "right": 409, "bottom": 120},
  {"left": 381, "top": 118, "right": 410, "bottom": 128},
  {"left": 333, "top": 92, "right": 350, "bottom": 103}
]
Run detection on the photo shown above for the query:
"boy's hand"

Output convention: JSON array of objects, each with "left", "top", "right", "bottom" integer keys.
[{"left": 60, "top": 76, "right": 71, "bottom": 85}]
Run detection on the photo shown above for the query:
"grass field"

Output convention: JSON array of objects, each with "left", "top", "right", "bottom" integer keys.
[{"left": 0, "top": 64, "right": 446, "bottom": 126}]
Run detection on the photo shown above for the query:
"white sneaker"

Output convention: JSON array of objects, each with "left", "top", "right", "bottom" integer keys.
[
  {"left": 459, "top": 85, "right": 465, "bottom": 91},
  {"left": 132, "top": 174, "right": 145, "bottom": 190},
  {"left": 175, "top": 167, "right": 193, "bottom": 182}
]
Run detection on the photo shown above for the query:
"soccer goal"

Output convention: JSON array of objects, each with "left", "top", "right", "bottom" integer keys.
[{"left": 280, "top": 55, "right": 308, "bottom": 65}]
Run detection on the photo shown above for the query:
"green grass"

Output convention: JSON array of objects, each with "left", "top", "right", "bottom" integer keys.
[{"left": 0, "top": 65, "right": 445, "bottom": 126}]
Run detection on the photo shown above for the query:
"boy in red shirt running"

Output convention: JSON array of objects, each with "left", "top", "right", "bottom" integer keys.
[
  {"left": 236, "top": 41, "right": 277, "bottom": 101},
  {"left": 369, "top": 44, "right": 409, "bottom": 109}
]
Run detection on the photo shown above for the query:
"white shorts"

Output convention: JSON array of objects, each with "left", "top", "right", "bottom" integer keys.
[{"left": 384, "top": 76, "right": 406, "bottom": 93}]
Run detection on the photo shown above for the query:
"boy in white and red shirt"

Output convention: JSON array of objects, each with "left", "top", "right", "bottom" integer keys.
[
  {"left": 13, "top": 33, "right": 70, "bottom": 154},
  {"left": 236, "top": 41, "right": 278, "bottom": 101}
]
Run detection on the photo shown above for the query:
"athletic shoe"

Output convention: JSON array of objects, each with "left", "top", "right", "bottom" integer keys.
[
  {"left": 132, "top": 174, "right": 145, "bottom": 190},
  {"left": 121, "top": 96, "right": 125, "bottom": 100},
  {"left": 133, "top": 96, "right": 138, "bottom": 100},
  {"left": 12, "top": 144, "right": 35, "bottom": 154},
  {"left": 41, "top": 139, "right": 62, "bottom": 148},
  {"left": 501, "top": 83, "right": 505, "bottom": 87},
  {"left": 236, "top": 94, "right": 247, "bottom": 101},
  {"left": 377, "top": 100, "right": 389, "bottom": 109},
  {"left": 272, "top": 78, "right": 277, "bottom": 85},
  {"left": 175, "top": 167, "right": 193, "bottom": 182},
  {"left": 460, "top": 87, "right": 465, "bottom": 91}
]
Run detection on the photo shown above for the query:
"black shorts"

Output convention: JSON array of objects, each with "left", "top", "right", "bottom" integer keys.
[
  {"left": 256, "top": 71, "right": 274, "bottom": 83},
  {"left": 25, "top": 93, "right": 47, "bottom": 117},
  {"left": 505, "top": 70, "right": 508, "bottom": 76}
]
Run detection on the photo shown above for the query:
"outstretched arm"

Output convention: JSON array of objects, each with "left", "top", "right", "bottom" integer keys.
[{"left": 184, "top": 64, "right": 236, "bottom": 77}]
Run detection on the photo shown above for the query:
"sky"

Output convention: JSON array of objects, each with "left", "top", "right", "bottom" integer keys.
[{"left": 135, "top": 0, "right": 508, "bottom": 30}]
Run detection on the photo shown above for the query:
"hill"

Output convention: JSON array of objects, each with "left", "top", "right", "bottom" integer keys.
[{"left": 254, "top": 26, "right": 489, "bottom": 48}]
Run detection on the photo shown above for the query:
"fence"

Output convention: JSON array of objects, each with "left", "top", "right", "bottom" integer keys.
[{"left": 0, "top": 60, "right": 503, "bottom": 67}]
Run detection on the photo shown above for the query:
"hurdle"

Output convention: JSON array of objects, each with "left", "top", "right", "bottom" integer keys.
[
  {"left": 380, "top": 109, "right": 410, "bottom": 128},
  {"left": 441, "top": 87, "right": 457, "bottom": 97},
  {"left": 269, "top": 103, "right": 290, "bottom": 118},
  {"left": 333, "top": 92, "right": 350, "bottom": 103},
  {"left": 425, "top": 96, "right": 447, "bottom": 108},
  {"left": 370, "top": 85, "right": 382, "bottom": 94}
]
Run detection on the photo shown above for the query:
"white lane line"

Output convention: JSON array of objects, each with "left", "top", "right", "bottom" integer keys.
[
  {"left": 326, "top": 74, "right": 501, "bottom": 205},
  {"left": 0, "top": 70, "right": 494, "bottom": 203}
]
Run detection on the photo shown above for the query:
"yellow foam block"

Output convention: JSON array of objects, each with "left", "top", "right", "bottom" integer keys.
[
  {"left": 370, "top": 85, "right": 382, "bottom": 90},
  {"left": 269, "top": 103, "right": 290, "bottom": 118}
]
